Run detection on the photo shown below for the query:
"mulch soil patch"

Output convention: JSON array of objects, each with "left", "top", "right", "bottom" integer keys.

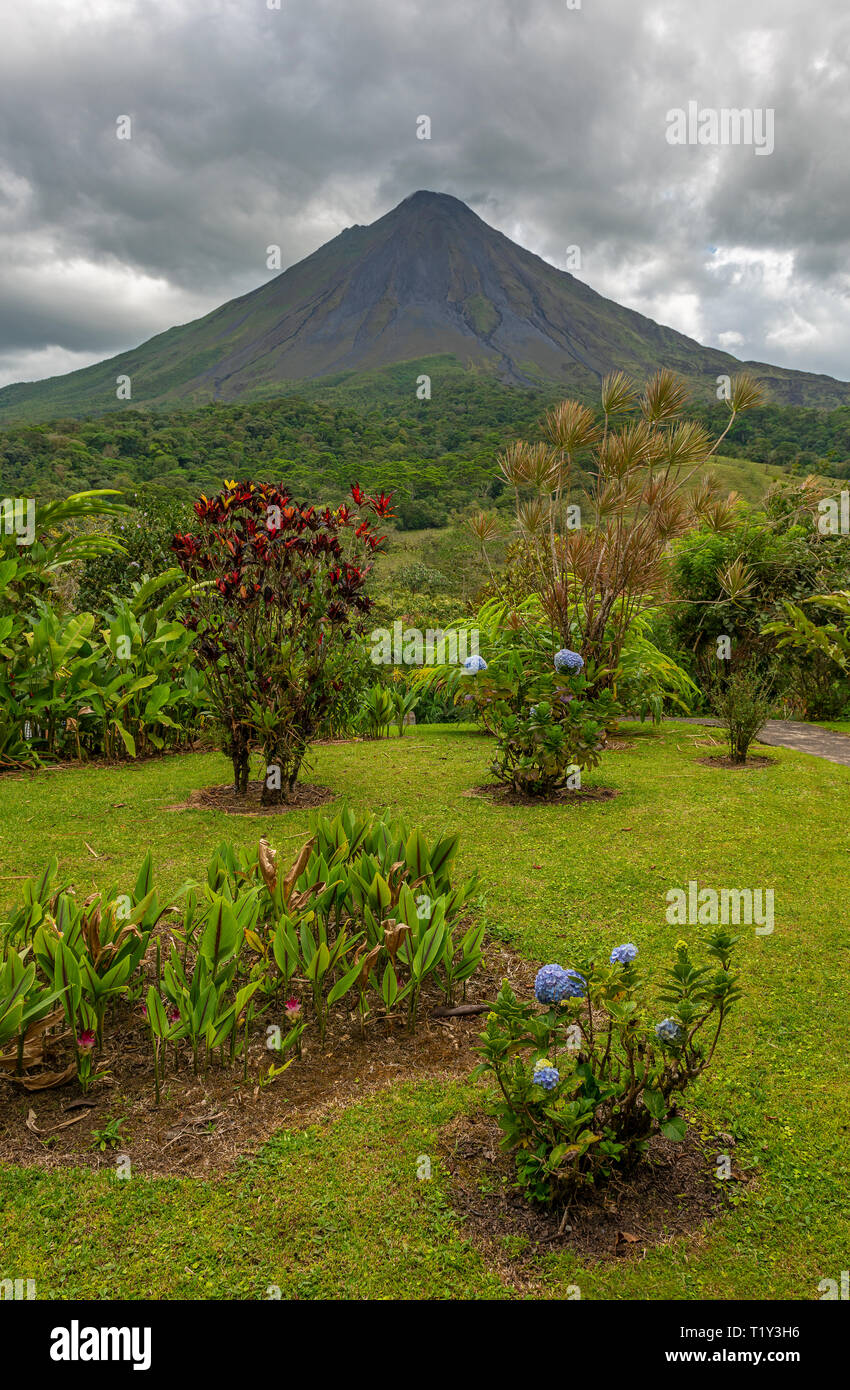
[
  {"left": 463, "top": 784, "right": 620, "bottom": 807},
  {"left": 439, "top": 1111, "right": 744, "bottom": 1272},
  {"left": 0, "top": 944, "right": 535, "bottom": 1179},
  {"left": 173, "top": 780, "right": 337, "bottom": 815}
]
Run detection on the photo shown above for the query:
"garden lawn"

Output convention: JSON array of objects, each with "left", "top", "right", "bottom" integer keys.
[{"left": 1, "top": 722, "right": 848, "bottom": 1300}]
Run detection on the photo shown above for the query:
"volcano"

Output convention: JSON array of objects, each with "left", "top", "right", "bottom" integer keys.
[{"left": 1, "top": 189, "right": 847, "bottom": 422}]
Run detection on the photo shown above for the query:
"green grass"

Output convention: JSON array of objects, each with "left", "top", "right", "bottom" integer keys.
[
  {"left": 1, "top": 723, "right": 848, "bottom": 1299},
  {"left": 708, "top": 455, "right": 829, "bottom": 503}
]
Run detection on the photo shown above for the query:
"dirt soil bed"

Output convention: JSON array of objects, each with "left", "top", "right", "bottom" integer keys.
[
  {"left": 440, "top": 1111, "right": 742, "bottom": 1268},
  {"left": 696, "top": 754, "right": 776, "bottom": 770},
  {"left": 173, "top": 780, "right": 337, "bottom": 815},
  {"left": 463, "top": 784, "right": 620, "bottom": 807},
  {"left": 0, "top": 945, "right": 535, "bottom": 1179}
]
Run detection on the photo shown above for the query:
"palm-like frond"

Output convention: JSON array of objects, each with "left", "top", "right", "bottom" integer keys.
[
  {"left": 0, "top": 489, "right": 129, "bottom": 572},
  {"left": 600, "top": 371, "right": 639, "bottom": 418},
  {"left": 640, "top": 369, "right": 690, "bottom": 424},
  {"left": 467, "top": 511, "right": 501, "bottom": 543},
  {"left": 727, "top": 373, "right": 767, "bottom": 414},
  {"left": 543, "top": 399, "right": 600, "bottom": 455},
  {"left": 496, "top": 441, "right": 533, "bottom": 489}
]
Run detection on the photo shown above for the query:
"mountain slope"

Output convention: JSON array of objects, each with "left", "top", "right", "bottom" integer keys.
[{"left": 1, "top": 189, "right": 848, "bottom": 423}]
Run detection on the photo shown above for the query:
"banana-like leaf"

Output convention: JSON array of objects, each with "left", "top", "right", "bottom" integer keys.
[{"left": 404, "top": 829, "right": 430, "bottom": 881}]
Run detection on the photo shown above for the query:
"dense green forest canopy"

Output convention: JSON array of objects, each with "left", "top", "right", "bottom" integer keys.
[{"left": 2, "top": 370, "right": 850, "bottom": 522}]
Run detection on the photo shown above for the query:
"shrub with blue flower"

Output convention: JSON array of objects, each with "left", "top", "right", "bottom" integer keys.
[
  {"left": 463, "top": 654, "right": 487, "bottom": 673},
  {"left": 477, "top": 928, "right": 741, "bottom": 1206},
  {"left": 610, "top": 943, "right": 638, "bottom": 966},
  {"left": 655, "top": 1017, "right": 685, "bottom": 1047},
  {"left": 456, "top": 624, "right": 618, "bottom": 796},
  {"left": 554, "top": 648, "right": 584, "bottom": 674},
  {"left": 534, "top": 963, "right": 586, "bottom": 1004}
]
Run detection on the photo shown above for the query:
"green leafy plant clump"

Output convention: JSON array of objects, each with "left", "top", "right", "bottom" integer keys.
[
  {"left": 0, "top": 806, "right": 484, "bottom": 1102},
  {"left": 482, "top": 657, "right": 619, "bottom": 797},
  {"left": 475, "top": 931, "right": 741, "bottom": 1205},
  {"left": 0, "top": 489, "right": 210, "bottom": 768},
  {"left": 419, "top": 598, "right": 619, "bottom": 795}
]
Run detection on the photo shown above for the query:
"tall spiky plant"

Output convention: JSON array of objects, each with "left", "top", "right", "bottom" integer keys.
[{"left": 495, "top": 370, "right": 763, "bottom": 687}]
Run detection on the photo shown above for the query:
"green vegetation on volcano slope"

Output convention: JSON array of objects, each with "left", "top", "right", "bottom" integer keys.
[{"left": 0, "top": 370, "right": 841, "bottom": 517}]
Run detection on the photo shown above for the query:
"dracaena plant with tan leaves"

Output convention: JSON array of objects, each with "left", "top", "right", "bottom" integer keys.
[{"left": 489, "top": 369, "right": 765, "bottom": 690}]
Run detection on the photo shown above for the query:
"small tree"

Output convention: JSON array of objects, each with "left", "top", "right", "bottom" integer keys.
[
  {"left": 172, "top": 481, "right": 392, "bottom": 802},
  {"left": 710, "top": 659, "right": 773, "bottom": 764},
  {"left": 478, "top": 370, "right": 765, "bottom": 691}
]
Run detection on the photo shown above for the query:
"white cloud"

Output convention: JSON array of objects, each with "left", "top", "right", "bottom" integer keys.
[{"left": 0, "top": 346, "right": 107, "bottom": 388}]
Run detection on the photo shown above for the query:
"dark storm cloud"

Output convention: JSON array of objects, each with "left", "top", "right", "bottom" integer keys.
[{"left": 1, "top": 0, "right": 849, "bottom": 386}]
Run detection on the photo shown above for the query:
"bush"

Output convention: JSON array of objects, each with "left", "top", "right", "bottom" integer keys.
[
  {"left": 172, "top": 481, "right": 392, "bottom": 801},
  {"left": 475, "top": 932, "right": 741, "bottom": 1205},
  {"left": 360, "top": 682, "right": 394, "bottom": 738},
  {"left": 393, "top": 561, "right": 452, "bottom": 596},
  {"left": 487, "top": 683, "right": 617, "bottom": 796},
  {"left": 413, "top": 685, "right": 467, "bottom": 724},
  {"left": 710, "top": 660, "right": 774, "bottom": 763},
  {"left": 75, "top": 489, "right": 194, "bottom": 614},
  {"left": 316, "top": 637, "right": 375, "bottom": 739},
  {"left": 416, "top": 597, "right": 619, "bottom": 793},
  {"left": 764, "top": 590, "right": 850, "bottom": 719},
  {"left": 471, "top": 629, "right": 618, "bottom": 795},
  {"left": 394, "top": 499, "right": 449, "bottom": 530}
]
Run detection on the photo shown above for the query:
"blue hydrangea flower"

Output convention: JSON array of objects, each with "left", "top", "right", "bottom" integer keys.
[
  {"left": 534, "top": 964, "right": 567, "bottom": 1003},
  {"left": 554, "top": 648, "right": 584, "bottom": 674},
  {"left": 562, "top": 969, "right": 586, "bottom": 998},
  {"left": 532, "top": 1065, "right": 560, "bottom": 1091},
  {"left": 655, "top": 1018, "right": 684, "bottom": 1046},
  {"left": 610, "top": 943, "right": 638, "bottom": 965},
  {"left": 463, "top": 654, "right": 487, "bottom": 673},
  {"left": 534, "top": 963, "right": 586, "bottom": 1004}
]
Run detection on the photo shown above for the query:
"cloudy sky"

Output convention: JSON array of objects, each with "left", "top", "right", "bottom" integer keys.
[{"left": 1, "top": 0, "right": 849, "bottom": 387}]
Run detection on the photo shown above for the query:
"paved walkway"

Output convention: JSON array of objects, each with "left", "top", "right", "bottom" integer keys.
[{"left": 671, "top": 717, "right": 850, "bottom": 768}]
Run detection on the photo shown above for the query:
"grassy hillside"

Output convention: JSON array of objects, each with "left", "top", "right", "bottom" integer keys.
[{"left": 707, "top": 455, "right": 827, "bottom": 502}]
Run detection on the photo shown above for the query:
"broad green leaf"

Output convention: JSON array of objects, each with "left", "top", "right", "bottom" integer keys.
[
  {"left": 660, "top": 1114, "right": 687, "bottom": 1142},
  {"left": 145, "top": 986, "right": 169, "bottom": 1039},
  {"left": 404, "top": 828, "right": 430, "bottom": 881},
  {"left": 327, "top": 957, "right": 363, "bottom": 1006},
  {"left": 112, "top": 720, "right": 136, "bottom": 758}
]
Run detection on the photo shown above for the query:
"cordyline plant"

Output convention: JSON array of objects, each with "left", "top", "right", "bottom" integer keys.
[
  {"left": 476, "top": 369, "right": 765, "bottom": 692},
  {"left": 172, "top": 481, "right": 392, "bottom": 802},
  {"left": 475, "top": 930, "right": 741, "bottom": 1210}
]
